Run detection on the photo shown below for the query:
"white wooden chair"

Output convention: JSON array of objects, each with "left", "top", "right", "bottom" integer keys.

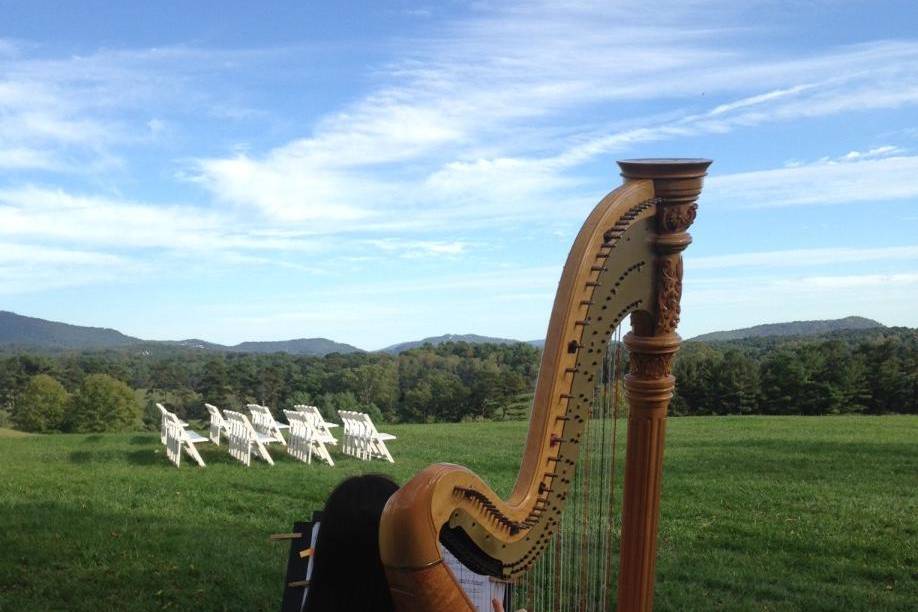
[
  {"left": 204, "top": 403, "right": 230, "bottom": 445},
  {"left": 338, "top": 410, "right": 396, "bottom": 463},
  {"left": 156, "top": 403, "right": 188, "bottom": 445},
  {"left": 247, "top": 404, "right": 290, "bottom": 446},
  {"left": 338, "top": 410, "right": 358, "bottom": 458},
  {"left": 295, "top": 404, "right": 338, "bottom": 446},
  {"left": 163, "top": 412, "right": 208, "bottom": 468},
  {"left": 341, "top": 410, "right": 375, "bottom": 461},
  {"left": 224, "top": 410, "right": 275, "bottom": 466},
  {"left": 283, "top": 409, "right": 335, "bottom": 467},
  {"left": 358, "top": 412, "right": 396, "bottom": 463}
]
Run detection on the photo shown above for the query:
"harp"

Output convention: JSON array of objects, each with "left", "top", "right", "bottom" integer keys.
[{"left": 379, "top": 158, "right": 712, "bottom": 612}]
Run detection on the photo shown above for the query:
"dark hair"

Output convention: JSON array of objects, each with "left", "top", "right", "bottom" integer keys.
[{"left": 304, "top": 474, "right": 399, "bottom": 612}]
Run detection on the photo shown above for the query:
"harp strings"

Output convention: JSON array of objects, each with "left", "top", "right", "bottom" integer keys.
[{"left": 512, "top": 324, "right": 626, "bottom": 611}]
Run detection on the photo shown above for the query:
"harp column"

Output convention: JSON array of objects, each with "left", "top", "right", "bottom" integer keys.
[{"left": 616, "top": 159, "right": 712, "bottom": 612}]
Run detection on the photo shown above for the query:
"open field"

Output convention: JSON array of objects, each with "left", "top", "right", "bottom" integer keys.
[{"left": 1, "top": 416, "right": 916, "bottom": 611}]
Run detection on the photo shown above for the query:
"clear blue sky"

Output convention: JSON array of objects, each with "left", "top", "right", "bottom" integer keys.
[{"left": 2, "top": 1, "right": 917, "bottom": 349}]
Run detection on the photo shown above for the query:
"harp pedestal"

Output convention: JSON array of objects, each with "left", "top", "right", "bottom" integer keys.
[{"left": 617, "top": 332, "right": 679, "bottom": 612}]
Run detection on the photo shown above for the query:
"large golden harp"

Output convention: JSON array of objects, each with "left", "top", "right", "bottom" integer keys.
[{"left": 379, "top": 159, "right": 712, "bottom": 611}]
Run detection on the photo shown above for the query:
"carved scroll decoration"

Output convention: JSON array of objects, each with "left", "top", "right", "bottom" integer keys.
[{"left": 654, "top": 255, "right": 683, "bottom": 336}]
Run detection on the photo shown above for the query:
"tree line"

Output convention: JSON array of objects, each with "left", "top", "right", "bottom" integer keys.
[
  {"left": 671, "top": 328, "right": 916, "bottom": 416},
  {"left": 1, "top": 327, "right": 914, "bottom": 433},
  {"left": 0, "top": 342, "right": 539, "bottom": 432}
]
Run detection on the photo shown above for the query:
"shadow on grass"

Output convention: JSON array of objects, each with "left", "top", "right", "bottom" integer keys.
[
  {"left": 70, "top": 448, "right": 163, "bottom": 466},
  {"left": 129, "top": 434, "right": 158, "bottom": 445},
  {"left": 81, "top": 434, "right": 104, "bottom": 443},
  {"left": 125, "top": 449, "right": 162, "bottom": 466},
  {"left": 0, "top": 500, "right": 283, "bottom": 612},
  {"left": 68, "top": 450, "right": 93, "bottom": 464},
  {"left": 197, "top": 446, "right": 246, "bottom": 466}
]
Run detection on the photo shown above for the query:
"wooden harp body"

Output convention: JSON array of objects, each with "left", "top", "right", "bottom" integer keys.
[{"left": 379, "top": 159, "right": 712, "bottom": 612}]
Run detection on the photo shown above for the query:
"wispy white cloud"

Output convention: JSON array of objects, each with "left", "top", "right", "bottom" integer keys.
[
  {"left": 0, "top": 242, "right": 141, "bottom": 295},
  {"left": 0, "top": 147, "right": 60, "bottom": 170},
  {"left": 686, "top": 270, "right": 918, "bottom": 301},
  {"left": 364, "top": 239, "right": 469, "bottom": 257},
  {"left": 190, "top": 10, "right": 918, "bottom": 228},
  {"left": 0, "top": 42, "right": 287, "bottom": 172},
  {"left": 683, "top": 271, "right": 918, "bottom": 323},
  {"left": 0, "top": 185, "right": 334, "bottom": 254},
  {"left": 689, "top": 245, "right": 918, "bottom": 270},
  {"left": 778, "top": 272, "right": 918, "bottom": 290},
  {"left": 706, "top": 153, "right": 918, "bottom": 208}
]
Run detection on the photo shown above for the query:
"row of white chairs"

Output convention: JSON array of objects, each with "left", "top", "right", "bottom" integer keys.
[{"left": 157, "top": 403, "right": 396, "bottom": 468}]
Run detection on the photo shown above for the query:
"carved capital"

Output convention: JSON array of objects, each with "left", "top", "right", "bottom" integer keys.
[
  {"left": 623, "top": 332, "right": 681, "bottom": 381},
  {"left": 629, "top": 352, "right": 675, "bottom": 379},
  {"left": 659, "top": 202, "right": 697, "bottom": 234}
]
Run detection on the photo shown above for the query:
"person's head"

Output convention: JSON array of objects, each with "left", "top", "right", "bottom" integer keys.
[{"left": 305, "top": 474, "right": 399, "bottom": 612}]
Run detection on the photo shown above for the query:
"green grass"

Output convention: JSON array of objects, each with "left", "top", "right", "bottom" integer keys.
[{"left": 0, "top": 417, "right": 915, "bottom": 611}]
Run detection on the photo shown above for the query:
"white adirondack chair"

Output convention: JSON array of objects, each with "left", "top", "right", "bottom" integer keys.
[
  {"left": 283, "top": 409, "right": 335, "bottom": 467},
  {"left": 295, "top": 404, "right": 338, "bottom": 446},
  {"left": 156, "top": 403, "right": 188, "bottom": 445},
  {"left": 338, "top": 410, "right": 358, "bottom": 458},
  {"left": 204, "top": 403, "right": 230, "bottom": 445},
  {"left": 247, "top": 404, "right": 290, "bottom": 446},
  {"left": 358, "top": 412, "right": 396, "bottom": 463},
  {"left": 224, "top": 410, "right": 275, "bottom": 466},
  {"left": 342, "top": 410, "right": 374, "bottom": 460},
  {"left": 163, "top": 412, "right": 208, "bottom": 468},
  {"left": 338, "top": 410, "right": 396, "bottom": 463}
]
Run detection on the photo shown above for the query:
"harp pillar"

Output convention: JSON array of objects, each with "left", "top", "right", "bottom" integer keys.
[{"left": 616, "top": 159, "right": 711, "bottom": 612}]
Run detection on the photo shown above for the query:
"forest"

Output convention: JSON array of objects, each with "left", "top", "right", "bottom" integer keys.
[{"left": 1, "top": 327, "right": 915, "bottom": 433}]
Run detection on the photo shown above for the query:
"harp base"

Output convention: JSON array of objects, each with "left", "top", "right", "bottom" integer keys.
[{"left": 386, "top": 563, "right": 476, "bottom": 612}]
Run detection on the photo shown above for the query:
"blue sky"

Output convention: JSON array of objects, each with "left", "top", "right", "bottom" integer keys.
[{"left": 2, "top": 0, "right": 917, "bottom": 349}]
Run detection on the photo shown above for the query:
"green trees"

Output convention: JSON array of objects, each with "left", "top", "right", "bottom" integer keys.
[
  {"left": 0, "top": 326, "right": 914, "bottom": 430},
  {"left": 68, "top": 374, "right": 141, "bottom": 433},
  {"left": 11, "top": 374, "right": 69, "bottom": 432},
  {"left": 197, "top": 358, "right": 233, "bottom": 408},
  {"left": 672, "top": 329, "right": 918, "bottom": 416}
]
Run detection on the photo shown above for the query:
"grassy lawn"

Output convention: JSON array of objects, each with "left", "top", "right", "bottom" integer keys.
[{"left": 0, "top": 416, "right": 915, "bottom": 611}]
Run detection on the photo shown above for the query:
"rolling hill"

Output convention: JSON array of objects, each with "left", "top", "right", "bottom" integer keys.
[
  {"left": 0, "top": 311, "right": 141, "bottom": 350},
  {"left": 0, "top": 311, "right": 359, "bottom": 356},
  {"left": 690, "top": 316, "right": 884, "bottom": 342},
  {"left": 0, "top": 310, "right": 892, "bottom": 355},
  {"left": 381, "top": 333, "right": 528, "bottom": 354}
]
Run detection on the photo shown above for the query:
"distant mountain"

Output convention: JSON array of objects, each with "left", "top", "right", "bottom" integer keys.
[
  {"left": 155, "top": 338, "right": 362, "bottom": 355},
  {"left": 0, "top": 311, "right": 141, "bottom": 350},
  {"left": 230, "top": 338, "right": 362, "bottom": 355},
  {"left": 381, "top": 333, "right": 529, "bottom": 354},
  {"left": 690, "top": 316, "right": 885, "bottom": 342},
  {"left": 0, "top": 311, "right": 360, "bottom": 356},
  {"left": 1, "top": 309, "right": 892, "bottom": 356},
  {"left": 168, "top": 338, "right": 228, "bottom": 351}
]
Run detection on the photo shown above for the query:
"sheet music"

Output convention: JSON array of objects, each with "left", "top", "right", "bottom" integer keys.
[{"left": 440, "top": 545, "right": 507, "bottom": 612}]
